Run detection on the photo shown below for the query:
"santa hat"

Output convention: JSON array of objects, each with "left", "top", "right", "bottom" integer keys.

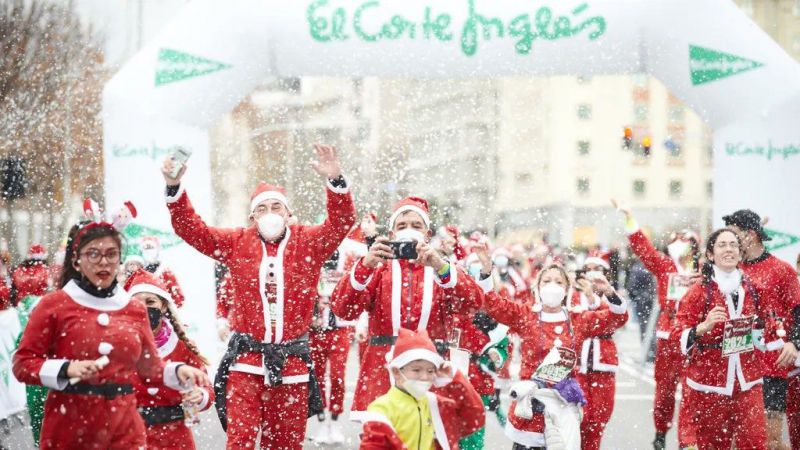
[
  {"left": 386, "top": 328, "right": 444, "bottom": 369},
  {"left": 71, "top": 198, "right": 137, "bottom": 252},
  {"left": 388, "top": 197, "right": 430, "bottom": 229},
  {"left": 250, "top": 182, "right": 290, "bottom": 213},
  {"left": 140, "top": 236, "right": 161, "bottom": 251},
  {"left": 583, "top": 251, "right": 610, "bottom": 270},
  {"left": 124, "top": 269, "right": 174, "bottom": 304},
  {"left": 27, "top": 243, "right": 47, "bottom": 260}
]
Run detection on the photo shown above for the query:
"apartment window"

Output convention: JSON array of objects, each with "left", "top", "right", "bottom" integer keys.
[
  {"left": 577, "top": 177, "right": 590, "bottom": 195},
  {"left": 577, "top": 140, "right": 591, "bottom": 156},
  {"left": 669, "top": 105, "right": 685, "bottom": 122},
  {"left": 706, "top": 181, "right": 713, "bottom": 199},
  {"left": 577, "top": 75, "right": 592, "bottom": 84},
  {"left": 515, "top": 172, "right": 532, "bottom": 184},
  {"left": 632, "top": 73, "right": 648, "bottom": 88},
  {"left": 669, "top": 180, "right": 683, "bottom": 199},
  {"left": 665, "top": 138, "right": 683, "bottom": 159},
  {"left": 793, "top": 34, "right": 800, "bottom": 53},
  {"left": 577, "top": 104, "right": 592, "bottom": 120},
  {"left": 633, "top": 179, "right": 646, "bottom": 198}
]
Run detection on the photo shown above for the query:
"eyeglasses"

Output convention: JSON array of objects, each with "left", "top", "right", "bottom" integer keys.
[
  {"left": 714, "top": 242, "right": 740, "bottom": 250},
  {"left": 80, "top": 249, "right": 121, "bottom": 264}
]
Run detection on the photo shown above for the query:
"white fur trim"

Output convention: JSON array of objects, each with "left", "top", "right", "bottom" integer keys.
[
  {"left": 583, "top": 257, "right": 609, "bottom": 270},
  {"left": 504, "top": 420, "right": 546, "bottom": 447},
  {"left": 607, "top": 299, "right": 627, "bottom": 315},
  {"left": 427, "top": 392, "right": 451, "bottom": 450},
  {"left": 590, "top": 338, "right": 619, "bottom": 372},
  {"left": 766, "top": 338, "right": 785, "bottom": 351},
  {"left": 388, "top": 348, "right": 444, "bottom": 369},
  {"left": 391, "top": 260, "right": 402, "bottom": 335},
  {"left": 540, "top": 311, "right": 568, "bottom": 323},
  {"left": 250, "top": 191, "right": 289, "bottom": 213},
  {"left": 388, "top": 205, "right": 430, "bottom": 228},
  {"left": 326, "top": 176, "right": 350, "bottom": 194},
  {"left": 258, "top": 227, "right": 291, "bottom": 344},
  {"left": 197, "top": 387, "right": 211, "bottom": 410},
  {"left": 357, "top": 411, "right": 395, "bottom": 428},
  {"left": 433, "top": 262, "right": 457, "bottom": 289},
  {"left": 578, "top": 339, "right": 591, "bottom": 374},
  {"left": 350, "top": 262, "right": 374, "bottom": 291},
  {"left": 63, "top": 280, "right": 129, "bottom": 311},
  {"left": 477, "top": 274, "right": 494, "bottom": 294},
  {"left": 128, "top": 283, "right": 174, "bottom": 304},
  {"left": 157, "top": 322, "right": 179, "bottom": 358},
  {"left": 39, "top": 359, "right": 69, "bottom": 390},
  {"left": 656, "top": 330, "right": 671, "bottom": 340},
  {"left": 419, "top": 266, "right": 435, "bottom": 330},
  {"left": 163, "top": 362, "right": 184, "bottom": 391},
  {"left": 686, "top": 352, "right": 762, "bottom": 396},
  {"left": 229, "top": 363, "right": 309, "bottom": 384},
  {"left": 215, "top": 317, "right": 230, "bottom": 331},
  {"left": 165, "top": 184, "right": 186, "bottom": 204},
  {"left": 680, "top": 328, "right": 693, "bottom": 355}
]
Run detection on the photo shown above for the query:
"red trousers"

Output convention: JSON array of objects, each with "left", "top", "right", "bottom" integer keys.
[
  {"left": 577, "top": 371, "right": 615, "bottom": 450},
  {"left": 39, "top": 392, "right": 146, "bottom": 449},
  {"left": 691, "top": 384, "right": 767, "bottom": 450},
  {"left": 146, "top": 420, "right": 195, "bottom": 450},
  {"left": 225, "top": 371, "right": 309, "bottom": 450},
  {"left": 310, "top": 327, "right": 352, "bottom": 416},
  {"left": 653, "top": 338, "right": 681, "bottom": 430},
  {"left": 787, "top": 376, "right": 800, "bottom": 449}
]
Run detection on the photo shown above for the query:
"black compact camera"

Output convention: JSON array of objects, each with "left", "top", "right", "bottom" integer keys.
[{"left": 387, "top": 241, "right": 418, "bottom": 259}]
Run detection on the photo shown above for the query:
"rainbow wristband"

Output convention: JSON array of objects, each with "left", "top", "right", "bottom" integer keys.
[{"left": 437, "top": 263, "right": 451, "bottom": 277}]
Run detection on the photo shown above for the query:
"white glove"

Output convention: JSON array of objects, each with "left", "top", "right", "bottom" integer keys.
[
  {"left": 510, "top": 381, "right": 537, "bottom": 419},
  {"left": 544, "top": 411, "right": 567, "bottom": 450}
]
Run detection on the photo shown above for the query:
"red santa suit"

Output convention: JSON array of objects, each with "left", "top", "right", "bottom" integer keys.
[
  {"left": 0, "top": 274, "right": 11, "bottom": 311},
  {"left": 330, "top": 197, "right": 486, "bottom": 421},
  {"left": 359, "top": 328, "right": 484, "bottom": 450},
  {"left": 788, "top": 362, "right": 800, "bottom": 449},
  {"left": 484, "top": 290, "right": 627, "bottom": 448},
  {"left": 670, "top": 273, "right": 767, "bottom": 449},
  {"left": 12, "top": 244, "right": 51, "bottom": 303},
  {"left": 570, "top": 291, "right": 627, "bottom": 450},
  {"left": 12, "top": 279, "right": 186, "bottom": 450},
  {"left": 626, "top": 226, "right": 695, "bottom": 443},
  {"left": 166, "top": 179, "right": 355, "bottom": 449},
  {"left": 310, "top": 274, "right": 354, "bottom": 419},
  {"left": 127, "top": 270, "right": 214, "bottom": 450}
]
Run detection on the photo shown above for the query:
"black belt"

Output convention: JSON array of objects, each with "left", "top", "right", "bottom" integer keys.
[
  {"left": 369, "top": 335, "right": 397, "bottom": 346},
  {"left": 595, "top": 335, "right": 614, "bottom": 340},
  {"left": 695, "top": 342, "right": 722, "bottom": 351},
  {"left": 214, "top": 332, "right": 323, "bottom": 431},
  {"left": 139, "top": 405, "right": 184, "bottom": 426},
  {"left": 62, "top": 383, "right": 133, "bottom": 399}
]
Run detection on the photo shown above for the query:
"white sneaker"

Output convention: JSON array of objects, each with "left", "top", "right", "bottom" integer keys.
[
  {"left": 314, "top": 420, "right": 330, "bottom": 445},
  {"left": 328, "top": 421, "right": 345, "bottom": 445}
]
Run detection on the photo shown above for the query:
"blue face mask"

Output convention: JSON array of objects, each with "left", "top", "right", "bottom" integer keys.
[{"left": 468, "top": 264, "right": 482, "bottom": 280}]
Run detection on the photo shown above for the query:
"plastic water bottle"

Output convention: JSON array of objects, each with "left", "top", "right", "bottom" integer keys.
[{"left": 181, "top": 380, "right": 200, "bottom": 427}]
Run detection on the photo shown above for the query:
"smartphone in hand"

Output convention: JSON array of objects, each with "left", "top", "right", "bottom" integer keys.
[{"left": 169, "top": 146, "right": 192, "bottom": 178}]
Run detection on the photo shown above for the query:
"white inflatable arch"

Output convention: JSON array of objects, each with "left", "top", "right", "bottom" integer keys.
[{"left": 104, "top": 0, "right": 800, "bottom": 354}]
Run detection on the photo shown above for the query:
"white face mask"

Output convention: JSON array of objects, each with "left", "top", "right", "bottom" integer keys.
[
  {"left": 399, "top": 371, "right": 433, "bottom": 400},
  {"left": 667, "top": 240, "right": 690, "bottom": 260},
  {"left": 142, "top": 248, "right": 159, "bottom": 264},
  {"left": 257, "top": 213, "right": 286, "bottom": 240},
  {"left": 585, "top": 270, "right": 604, "bottom": 281},
  {"left": 539, "top": 282, "right": 566, "bottom": 308},
  {"left": 394, "top": 228, "right": 426, "bottom": 243},
  {"left": 494, "top": 255, "right": 510, "bottom": 269}
]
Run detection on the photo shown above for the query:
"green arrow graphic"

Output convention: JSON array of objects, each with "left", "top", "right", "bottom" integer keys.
[
  {"left": 689, "top": 45, "right": 763, "bottom": 86},
  {"left": 155, "top": 48, "right": 232, "bottom": 87},
  {"left": 764, "top": 228, "right": 800, "bottom": 252},
  {"left": 123, "top": 223, "right": 185, "bottom": 259}
]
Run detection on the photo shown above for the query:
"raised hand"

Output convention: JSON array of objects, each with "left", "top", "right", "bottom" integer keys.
[
  {"left": 310, "top": 144, "right": 342, "bottom": 179},
  {"left": 161, "top": 157, "right": 187, "bottom": 186}
]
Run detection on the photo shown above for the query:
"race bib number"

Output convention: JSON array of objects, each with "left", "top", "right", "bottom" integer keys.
[
  {"left": 722, "top": 316, "right": 755, "bottom": 357},
  {"left": 667, "top": 274, "right": 693, "bottom": 302},
  {"left": 534, "top": 347, "right": 577, "bottom": 384}
]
